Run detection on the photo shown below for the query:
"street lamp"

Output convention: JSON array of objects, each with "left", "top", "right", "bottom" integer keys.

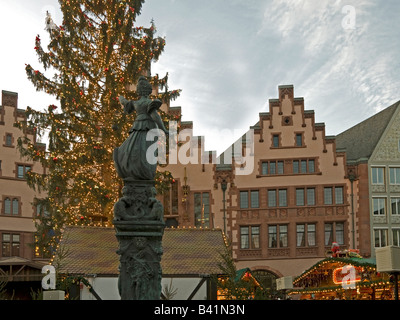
[
  {"left": 221, "top": 180, "right": 227, "bottom": 235},
  {"left": 348, "top": 172, "right": 356, "bottom": 249}
]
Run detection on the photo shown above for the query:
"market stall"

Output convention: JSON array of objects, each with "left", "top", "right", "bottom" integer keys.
[{"left": 290, "top": 256, "right": 397, "bottom": 300}]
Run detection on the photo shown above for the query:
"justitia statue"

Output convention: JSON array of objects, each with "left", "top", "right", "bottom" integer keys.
[
  {"left": 113, "top": 76, "right": 166, "bottom": 300},
  {"left": 114, "top": 76, "right": 168, "bottom": 180}
]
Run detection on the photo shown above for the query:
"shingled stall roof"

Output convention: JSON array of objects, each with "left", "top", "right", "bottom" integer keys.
[
  {"left": 54, "top": 226, "right": 228, "bottom": 277},
  {"left": 335, "top": 100, "right": 400, "bottom": 162}
]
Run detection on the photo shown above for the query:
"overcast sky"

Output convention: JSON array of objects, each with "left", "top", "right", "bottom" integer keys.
[{"left": 1, "top": 0, "right": 399, "bottom": 155}]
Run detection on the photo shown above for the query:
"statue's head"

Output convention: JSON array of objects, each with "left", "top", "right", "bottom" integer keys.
[{"left": 137, "top": 76, "right": 152, "bottom": 97}]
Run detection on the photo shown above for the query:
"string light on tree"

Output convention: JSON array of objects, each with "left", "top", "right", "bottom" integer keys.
[{"left": 16, "top": 0, "right": 181, "bottom": 257}]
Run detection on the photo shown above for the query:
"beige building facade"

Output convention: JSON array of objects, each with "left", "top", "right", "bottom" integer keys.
[
  {"left": 0, "top": 90, "right": 47, "bottom": 298},
  {"left": 159, "top": 85, "right": 354, "bottom": 280}
]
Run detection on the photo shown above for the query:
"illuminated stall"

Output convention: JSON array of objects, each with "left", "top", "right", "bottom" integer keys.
[
  {"left": 217, "top": 268, "right": 261, "bottom": 300},
  {"left": 290, "top": 257, "right": 397, "bottom": 300}
]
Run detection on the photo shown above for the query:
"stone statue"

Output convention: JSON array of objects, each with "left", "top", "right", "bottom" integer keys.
[
  {"left": 112, "top": 76, "right": 166, "bottom": 300},
  {"left": 113, "top": 76, "right": 168, "bottom": 181},
  {"left": 117, "top": 237, "right": 162, "bottom": 300}
]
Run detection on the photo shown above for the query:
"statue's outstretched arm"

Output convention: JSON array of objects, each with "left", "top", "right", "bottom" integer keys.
[
  {"left": 119, "top": 95, "right": 129, "bottom": 106},
  {"left": 119, "top": 96, "right": 135, "bottom": 114}
]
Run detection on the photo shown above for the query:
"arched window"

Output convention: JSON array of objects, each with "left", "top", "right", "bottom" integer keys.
[
  {"left": 12, "top": 199, "right": 19, "bottom": 215},
  {"left": 252, "top": 270, "right": 279, "bottom": 290},
  {"left": 4, "top": 198, "right": 11, "bottom": 214}
]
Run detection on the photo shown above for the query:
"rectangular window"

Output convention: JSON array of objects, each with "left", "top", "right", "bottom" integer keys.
[
  {"left": 240, "top": 190, "right": 259, "bottom": 209},
  {"left": 391, "top": 198, "right": 400, "bottom": 215},
  {"left": 18, "top": 165, "right": 24, "bottom": 178},
  {"left": 250, "top": 190, "right": 259, "bottom": 208},
  {"left": 2, "top": 233, "right": 19, "bottom": 257},
  {"left": 277, "top": 161, "right": 284, "bottom": 174},
  {"left": 296, "top": 224, "right": 305, "bottom": 247},
  {"left": 393, "top": 229, "right": 400, "bottom": 247},
  {"left": 278, "top": 189, "right": 287, "bottom": 207},
  {"left": 336, "top": 222, "right": 344, "bottom": 245},
  {"left": 17, "top": 165, "right": 31, "bottom": 179},
  {"left": 4, "top": 198, "right": 11, "bottom": 214},
  {"left": 268, "top": 190, "right": 277, "bottom": 207},
  {"left": 372, "top": 167, "right": 384, "bottom": 185},
  {"left": 269, "top": 162, "right": 276, "bottom": 175},
  {"left": 374, "top": 229, "right": 388, "bottom": 248},
  {"left": 324, "top": 187, "right": 333, "bottom": 205},
  {"left": 2, "top": 234, "right": 11, "bottom": 257},
  {"left": 163, "top": 182, "right": 179, "bottom": 216},
  {"left": 171, "top": 183, "right": 179, "bottom": 215},
  {"left": 12, "top": 234, "right": 20, "bottom": 256},
  {"left": 36, "top": 202, "right": 50, "bottom": 218},
  {"left": 12, "top": 199, "right": 19, "bottom": 215},
  {"left": 269, "top": 225, "right": 288, "bottom": 248},
  {"left": 279, "top": 225, "right": 288, "bottom": 247},
  {"left": 262, "top": 161, "right": 284, "bottom": 175},
  {"left": 241, "top": 226, "right": 260, "bottom": 249},
  {"left": 335, "top": 187, "right": 344, "bottom": 204},
  {"left": 325, "top": 223, "right": 333, "bottom": 246},
  {"left": 272, "top": 135, "right": 279, "bottom": 148},
  {"left": 240, "top": 191, "right": 248, "bottom": 209},
  {"left": 251, "top": 226, "right": 260, "bottom": 249},
  {"left": 240, "top": 227, "right": 249, "bottom": 249},
  {"left": 307, "top": 224, "right": 316, "bottom": 246},
  {"left": 389, "top": 167, "right": 400, "bottom": 185},
  {"left": 292, "top": 159, "right": 316, "bottom": 174},
  {"left": 373, "top": 198, "right": 386, "bottom": 216},
  {"left": 325, "top": 222, "right": 345, "bottom": 246},
  {"left": 308, "top": 160, "right": 315, "bottom": 173},
  {"left": 296, "top": 188, "right": 305, "bottom": 206},
  {"left": 261, "top": 162, "right": 268, "bottom": 175},
  {"left": 300, "top": 160, "right": 307, "bottom": 173},
  {"left": 296, "top": 133, "right": 303, "bottom": 147},
  {"left": 194, "top": 192, "right": 210, "bottom": 227},
  {"left": 293, "top": 161, "right": 299, "bottom": 174},
  {"left": 307, "top": 188, "right": 316, "bottom": 205},
  {"left": 3, "top": 197, "right": 19, "bottom": 216},
  {"left": 163, "top": 189, "right": 171, "bottom": 215},
  {"left": 5, "top": 134, "right": 12, "bottom": 146},
  {"left": 268, "top": 226, "right": 277, "bottom": 248}
]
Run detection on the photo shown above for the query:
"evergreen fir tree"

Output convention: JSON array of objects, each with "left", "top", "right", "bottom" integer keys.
[{"left": 15, "top": 0, "right": 181, "bottom": 257}]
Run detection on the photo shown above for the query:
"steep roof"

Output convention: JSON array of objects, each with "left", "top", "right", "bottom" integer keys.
[
  {"left": 335, "top": 101, "right": 400, "bottom": 162},
  {"left": 55, "top": 226, "right": 227, "bottom": 277}
]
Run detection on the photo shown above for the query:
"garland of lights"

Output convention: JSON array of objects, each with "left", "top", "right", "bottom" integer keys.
[
  {"left": 15, "top": 0, "right": 181, "bottom": 257},
  {"left": 289, "top": 257, "right": 398, "bottom": 299}
]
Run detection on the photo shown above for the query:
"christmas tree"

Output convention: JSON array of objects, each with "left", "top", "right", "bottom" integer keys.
[{"left": 15, "top": 0, "right": 181, "bottom": 257}]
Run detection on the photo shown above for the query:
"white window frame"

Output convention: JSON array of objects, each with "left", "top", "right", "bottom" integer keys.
[
  {"left": 391, "top": 197, "right": 400, "bottom": 215},
  {"left": 393, "top": 228, "right": 400, "bottom": 247},
  {"left": 374, "top": 228, "right": 388, "bottom": 248},
  {"left": 371, "top": 167, "right": 385, "bottom": 185},
  {"left": 372, "top": 197, "right": 387, "bottom": 216},
  {"left": 389, "top": 167, "right": 400, "bottom": 185}
]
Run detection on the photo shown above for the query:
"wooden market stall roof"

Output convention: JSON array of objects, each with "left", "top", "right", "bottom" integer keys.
[{"left": 53, "top": 225, "right": 228, "bottom": 277}]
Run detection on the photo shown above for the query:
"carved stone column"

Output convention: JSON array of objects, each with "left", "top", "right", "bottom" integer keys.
[{"left": 113, "top": 179, "right": 165, "bottom": 300}]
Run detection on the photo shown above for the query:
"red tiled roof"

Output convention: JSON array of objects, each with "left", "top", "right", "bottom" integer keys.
[{"left": 55, "top": 226, "right": 227, "bottom": 276}]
